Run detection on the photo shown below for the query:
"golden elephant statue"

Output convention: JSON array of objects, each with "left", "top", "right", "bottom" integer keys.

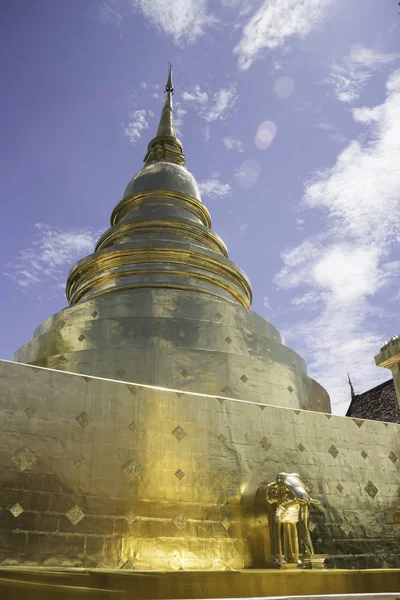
[{"left": 266, "top": 472, "right": 319, "bottom": 567}]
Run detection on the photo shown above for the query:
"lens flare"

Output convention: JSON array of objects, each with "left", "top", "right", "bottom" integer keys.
[
  {"left": 255, "top": 120, "right": 277, "bottom": 150},
  {"left": 235, "top": 159, "right": 261, "bottom": 190},
  {"left": 274, "top": 76, "right": 295, "bottom": 99}
]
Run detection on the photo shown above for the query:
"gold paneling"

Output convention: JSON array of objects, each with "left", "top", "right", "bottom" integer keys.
[
  {"left": 111, "top": 190, "right": 212, "bottom": 228},
  {"left": 0, "top": 359, "right": 398, "bottom": 571}
]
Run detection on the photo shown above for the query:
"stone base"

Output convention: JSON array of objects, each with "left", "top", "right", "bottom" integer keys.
[{"left": 0, "top": 567, "right": 399, "bottom": 599}]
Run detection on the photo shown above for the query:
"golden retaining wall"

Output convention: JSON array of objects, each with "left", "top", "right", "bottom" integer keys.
[
  {"left": 0, "top": 359, "right": 399, "bottom": 570},
  {"left": 0, "top": 568, "right": 399, "bottom": 599}
]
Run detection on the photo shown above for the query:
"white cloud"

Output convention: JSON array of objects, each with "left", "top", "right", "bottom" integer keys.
[
  {"left": 263, "top": 296, "right": 271, "bottom": 309},
  {"left": 99, "top": 0, "right": 125, "bottom": 24},
  {"left": 223, "top": 137, "right": 244, "bottom": 152},
  {"left": 182, "top": 84, "right": 238, "bottom": 122},
  {"left": 123, "top": 109, "right": 150, "bottom": 145},
  {"left": 234, "top": 0, "right": 334, "bottom": 70},
  {"left": 239, "top": 222, "right": 249, "bottom": 235},
  {"left": 203, "top": 126, "right": 211, "bottom": 141},
  {"left": 326, "top": 44, "right": 399, "bottom": 103},
  {"left": 4, "top": 224, "right": 100, "bottom": 296},
  {"left": 316, "top": 120, "right": 346, "bottom": 144},
  {"left": 129, "top": 0, "right": 217, "bottom": 46},
  {"left": 198, "top": 173, "right": 232, "bottom": 200},
  {"left": 174, "top": 104, "right": 187, "bottom": 138},
  {"left": 274, "top": 69, "right": 400, "bottom": 413}
]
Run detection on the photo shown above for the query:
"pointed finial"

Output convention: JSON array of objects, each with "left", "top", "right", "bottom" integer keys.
[
  {"left": 142, "top": 63, "right": 185, "bottom": 166},
  {"left": 347, "top": 373, "right": 355, "bottom": 398},
  {"left": 166, "top": 63, "right": 174, "bottom": 94}
]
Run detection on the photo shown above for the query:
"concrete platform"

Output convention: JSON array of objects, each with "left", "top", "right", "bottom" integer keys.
[{"left": 0, "top": 568, "right": 399, "bottom": 599}]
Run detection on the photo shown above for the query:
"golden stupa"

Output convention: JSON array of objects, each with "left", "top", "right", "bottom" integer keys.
[{"left": 0, "top": 67, "right": 399, "bottom": 598}]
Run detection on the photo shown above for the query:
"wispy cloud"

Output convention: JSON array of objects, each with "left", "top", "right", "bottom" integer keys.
[
  {"left": 234, "top": 0, "right": 334, "bottom": 70},
  {"left": 274, "top": 69, "right": 400, "bottom": 413},
  {"left": 99, "top": 0, "right": 125, "bottom": 24},
  {"left": 129, "top": 0, "right": 217, "bottom": 46},
  {"left": 123, "top": 109, "right": 151, "bottom": 145},
  {"left": 223, "top": 136, "right": 244, "bottom": 152},
  {"left": 316, "top": 120, "right": 346, "bottom": 144},
  {"left": 239, "top": 222, "right": 249, "bottom": 235},
  {"left": 326, "top": 44, "right": 399, "bottom": 103},
  {"left": 182, "top": 84, "right": 238, "bottom": 122},
  {"left": 198, "top": 173, "right": 232, "bottom": 200},
  {"left": 4, "top": 224, "right": 100, "bottom": 296},
  {"left": 174, "top": 104, "right": 187, "bottom": 138}
]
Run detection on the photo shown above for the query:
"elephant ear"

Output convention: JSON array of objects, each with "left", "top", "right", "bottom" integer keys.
[{"left": 266, "top": 482, "right": 279, "bottom": 504}]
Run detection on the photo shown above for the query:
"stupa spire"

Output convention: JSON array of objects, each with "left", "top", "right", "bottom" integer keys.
[{"left": 144, "top": 64, "right": 185, "bottom": 166}]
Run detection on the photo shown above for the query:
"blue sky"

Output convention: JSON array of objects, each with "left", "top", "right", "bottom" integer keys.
[{"left": 0, "top": 0, "right": 399, "bottom": 414}]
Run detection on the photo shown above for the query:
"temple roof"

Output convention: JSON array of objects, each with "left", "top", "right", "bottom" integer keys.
[{"left": 346, "top": 378, "right": 400, "bottom": 423}]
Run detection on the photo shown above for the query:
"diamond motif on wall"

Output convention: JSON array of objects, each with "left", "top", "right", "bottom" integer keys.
[
  {"left": 73, "top": 458, "right": 83, "bottom": 471},
  {"left": 364, "top": 481, "right": 378, "bottom": 499},
  {"left": 389, "top": 451, "right": 398, "bottom": 464},
  {"left": 328, "top": 445, "right": 339, "bottom": 459},
  {"left": 215, "top": 312, "right": 223, "bottom": 319},
  {"left": 83, "top": 377, "right": 91, "bottom": 383},
  {"left": 9, "top": 503, "right": 24, "bottom": 517},
  {"left": 172, "top": 425, "right": 187, "bottom": 442},
  {"left": 66, "top": 505, "right": 85, "bottom": 525},
  {"left": 308, "top": 520, "right": 316, "bottom": 532},
  {"left": 12, "top": 447, "right": 36, "bottom": 472},
  {"left": 353, "top": 419, "right": 364, "bottom": 428},
  {"left": 294, "top": 410, "right": 300, "bottom": 415},
  {"left": 361, "top": 450, "right": 368, "bottom": 459},
  {"left": 383, "top": 423, "right": 389, "bottom": 427},
  {"left": 317, "top": 537, "right": 323, "bottom": 544},
  {"left": 121, "top": 560, "right": 135, "bottom": 570},
  {"left": 217, "top": 397, "right": 224, "bottom": 404},
  {"left": 240, "top": 374, "right": 248, "bottom": 383},
  {"left": 75, "top": 411, "right": 90, "bottom": 429},
  {"left": 336, "top": 482, "right": 344, "bottom": 493},
  {"left": 258, "top": 405, "right": 266, "bottom": 411},
  {"left": 287, "top": 385, "right": 294, "bottom": 393},
  {"left": 340, "top": 522, "right": 352, "bottom": 535},
  {"left": 260, "top": 437, "right": 271, "bottom": 451},
  {"left": 91, "top": 311, "right": 98, "bottom": 318},
  {"left": 218, "top": 434, "right": 227, "bottom": 444},
  {"left": 128, "top": 421, "right": 136, "bottom": 433},
  {"left": 126, "top": 512, "right": 136, "bottom": 524},
  {"left": 175, "top": 391, "right": 184, "bottom": 398},
  {"left": 181, "top": 369, "right": 189, "bottom": 378},
  {"left": 222, "top": 518, "right": 231, "bottom": 530},
  {"left": 215, "top": 469, "right": 232, "bottom": 489},
  {"left": 122, "top": 459, "right": 141, "bottom": 482},
  {"left": 175, "top": 469, "right": 185, "bottom": 481},
  {"left": 78, "top": 334, "right": 85, "bottom": 342},
  {"left": 24, "top": 406, "right": 36, "bottom": 419},
  {"left": 325, "top": 414, "right": 332, "bottom": 419},
  {"left": 117, "top": 368, "right": 126, "bottom": 377},
  {"left": 225, "top": 337, "right": 233, "bottom": 345},
  {"left": 173, "top": 513, "right": 188, "bottom": 530},
  {"left": 178, "top": 330, "right": 186, "bottom": 338},
  {"left": 297, "top": 443, "right": 306, "bottom": 453},
  {"left": 31, "top": 367, "right": 40, "bottom": 373},
  {"left": 127, "top": 384, "right": 139, "bottom": 396}
]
